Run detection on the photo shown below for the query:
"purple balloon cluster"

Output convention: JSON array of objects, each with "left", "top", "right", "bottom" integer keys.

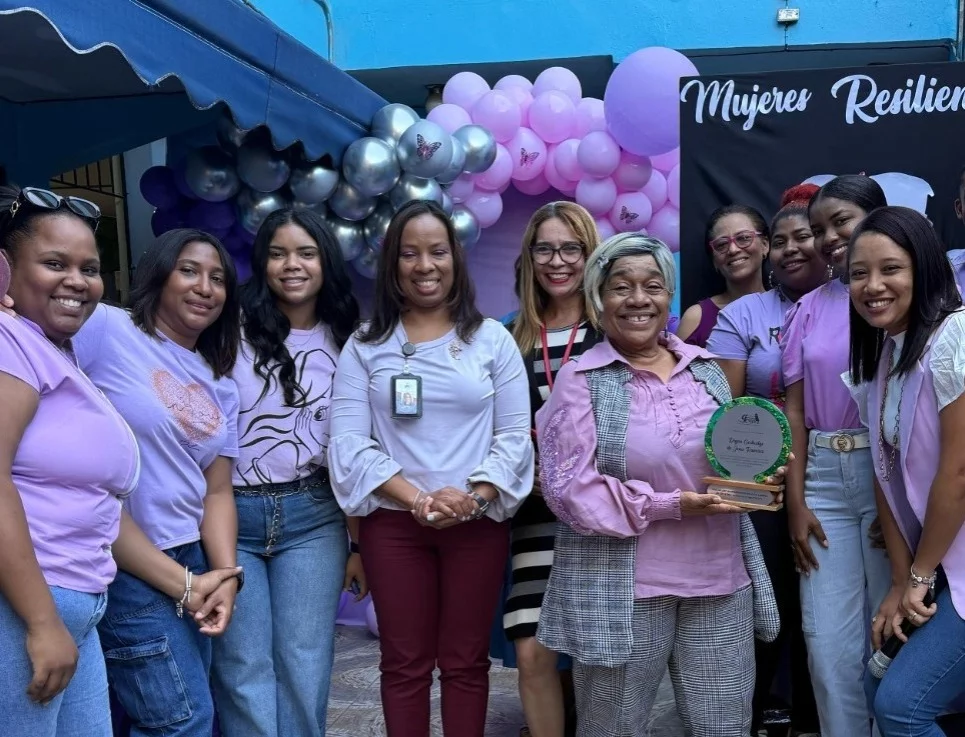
[{"left": 436, "top": 48, "right": 695, "bottom": 252}]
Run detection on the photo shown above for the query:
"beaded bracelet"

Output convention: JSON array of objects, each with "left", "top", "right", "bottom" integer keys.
[{"left": 910, "top": 565, "right": 937, "bottom": 589}]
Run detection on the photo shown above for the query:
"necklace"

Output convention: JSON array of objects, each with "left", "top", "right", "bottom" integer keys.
[{"left": 878, "top": 341, "right": 904, "bottom": 480}]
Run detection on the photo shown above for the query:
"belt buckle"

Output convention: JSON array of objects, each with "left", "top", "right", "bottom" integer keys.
[{"left": 831, "top": 434, "right": 855, "bottom": 452}]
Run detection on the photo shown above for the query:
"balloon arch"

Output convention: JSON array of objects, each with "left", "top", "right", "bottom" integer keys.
[{"left": 139, "top": 47, "right": 692, "bottom": 281}]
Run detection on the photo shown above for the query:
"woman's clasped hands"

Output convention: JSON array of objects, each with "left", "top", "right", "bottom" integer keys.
[{"left": 411, "top": 487, "right": 481, "bottom": 528}]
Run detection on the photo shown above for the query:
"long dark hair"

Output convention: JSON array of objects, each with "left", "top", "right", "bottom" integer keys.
[
  {"left": 240, "top": 208, "right": 360, "bottom": 406},
  {"left": 849, "top": 206, "right": 961, "bottom": 383},
  {"left": 809, "top": 175, "right": 887, "bottom": 220},
  {"left": 359, "top": 200, "right": 483, "bottom": 344},
  {"left": 129, "top": 229, "right": 240, "bottom": 379}
]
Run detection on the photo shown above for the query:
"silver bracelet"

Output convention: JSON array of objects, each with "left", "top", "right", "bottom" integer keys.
[
  {"left": 175, "top": 566, "right": 193, "bottom": 618},
  {"left": 910, "top": 565, "right": 937, "bottom": 589}
]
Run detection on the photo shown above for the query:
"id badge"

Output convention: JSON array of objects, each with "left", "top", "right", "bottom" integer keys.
[{"left": 391, "top": 373, "right": 423, "bottom": 419}]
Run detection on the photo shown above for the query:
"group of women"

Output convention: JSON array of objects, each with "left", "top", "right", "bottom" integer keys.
[{"left": 1, "top": 172, "right": 964, "bottom": 737}]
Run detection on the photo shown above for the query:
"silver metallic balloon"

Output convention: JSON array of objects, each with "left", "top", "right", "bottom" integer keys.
[
  {"left": 342, "top": 137, "right": 401, "bottom": 198},
  {"left": 237, "top": 139, "right": 292, "bottom": 193},
  {"left": 450, "top": 205, "right": 481, "bottom": 249},
  {"left": 289, "top": 161, "right": 339, "bottom": 204},
  {"left": 370, "top": 103, "right": 421, "bottom": 145},
  {"left": 328, "top": 216, "right": 366, "bottom": 261},
  {"left": 236, "top": 188, "right": 291, "bottom": 235},
  {"left": 353, "top": 246, "right": 380, "bottom": 280},
  {"left": 328, "top": 179, "right": 378, "bottom": 222},
  {"left": 435, "top": 138, "right": 467, "bottom": 185},
  {"left": 388, "top": 174, "right": 444, "bottom": 211},
  {"left": 291, "top": 199, "right": 329, "bottom": 219},
  {"left": 184, "top": 146, "right": 241, "bottom": 203},
  {"left": 396, "top": 120, "right": 453, "bottom": 180},
  {"left": 362, "top": 201, "right": 395, "bottom": 251},
  {"left": 215, "top": 111, "right": 248, "bottom": 152},
  {"left": 440, "top": 190, "right": 454, "bottom": 216},
  {"left": 453, "top": 125, "right": 498, "bottom": 174}
]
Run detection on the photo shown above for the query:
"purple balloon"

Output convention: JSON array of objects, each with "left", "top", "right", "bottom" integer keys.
[
  {"left": 172, "top": 160, "right": 199, "bottom": 200},
  {"left": 471, "top": 91, "right": 522, "bottom": 144},
  {"left": 506, "top": 128, "right": 547, "bottom": 182},
  {"left": 513, "top": 173, "right": 551, "bottom": 196},
  {"left": 642, "top": 170, "right": 669, "bottom": 211},
  {"left": 465, "top": 189, "right": 503, "bottom": 228},
  {"left": 577, "top": 131, "right": 621, "bottom": 179},
  {"left": 575, "top": 177, "right": 617, "bottom": 216},
  {"left": 427, "top": 103, "right": 473, "bottom": 135},
  {"left": 498, "top": 86, "right": 534, "bottom": 127},
  {"left": 610, "top": 192, "right": 653, "bottom": 232},
  {"left": 595, "top": 217, "right": 617, "bottom": 240},
  {"left": 442, "top": 72, "right": 490, "bottom": 112},
  {"left": 651, "top": 147, "right": 680, "bottom": 173},
  {"left": 189, "top": 200, "right": 236, "bottom": 231},
  {"left": 495, "top": 74, "right": 533, "bottom": 94},
  {"left": 448, "top": 174, "right": 475, "bottom": 204},
  {"left": 151, "top": 206, "right": 187, "bottom": 236},
  {"left": 648, "top": 204, "right": 680, "bottom": 252},
  {"left": 140, "top": 166, "right": 180, "bottom": 210},
  {"left": 475, "top": 144, "right": 513, "bottom": 191},
  {"left": 533, "top": 67, "right": 582, "bottom": 104},
  {"left": 528, "top": 91, "right": 576, "bottom": 145},
  {"left": 544, "top": 144, "right": 575, "bottom": 193},
  {"left": 222, "top": 233, "right": 247, "bottom": 256},
  {"left": 233, "top": 257, "right": 253, "bottom": 283},
  {"left": 574, "top": 98, "right": 607, "bottom": 139},
  {"left": 605, "top": 47, "right": 698, "bottom": 157},
  {"left": 667, "top": 165, "right": 681, "bottom": 209},
  {"left": 231, "top": 222, "right": 256, "bottom": 246},
  {"left": 613, "top": 152, "right": 654, "bottom": 192},
  {"left": 552, "top": 139, "right": 582, "bottom": 182}
]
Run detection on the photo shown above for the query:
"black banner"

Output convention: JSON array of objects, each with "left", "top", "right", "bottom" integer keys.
[{"left": 679, "top": 60, "right": 965, "bottom": 306}]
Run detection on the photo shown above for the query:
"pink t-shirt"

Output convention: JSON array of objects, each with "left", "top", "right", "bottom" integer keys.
[
  {"left": 0, "top": 313, "right": 139, "bottom": 593},
  {"left": 780, "top": 279, "right": 863, "bottom": 431},
  {"left": 536, "top": 335, "right": 749, "bottom": 599},
  {"left": 73, "top": 305, "right": 239, "bottom": 550},
  {"left": 232, "top": 324, "right": 339, "bottom": 486}
]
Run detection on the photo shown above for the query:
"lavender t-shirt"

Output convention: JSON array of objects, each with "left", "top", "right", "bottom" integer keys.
[
  {"left": 73, "top": 305, "right": 239, "bottom": 550},
  {"left": 0, "top": 313, "right": 139, "bottom": 593},
  {"left": 780, "top": 279, "right": 862, "bottom": 431},
  {"left": 707, "top": 289, "right": 793, "bottom": 407},
  {"left": 232, "top": 324, "right": 339, "bottom": 486}
]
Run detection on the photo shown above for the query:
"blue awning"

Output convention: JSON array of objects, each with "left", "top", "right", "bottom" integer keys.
[{"left": 0, "top": 0, "right": 386, "bottom": 178}]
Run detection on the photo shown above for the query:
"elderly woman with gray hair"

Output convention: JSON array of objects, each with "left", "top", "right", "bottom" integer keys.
[{"left": 535, "top": 233, "right": 781, "bottom": 737}]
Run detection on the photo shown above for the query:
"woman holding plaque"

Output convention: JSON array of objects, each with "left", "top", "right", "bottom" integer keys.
[
  {"left": 781, "top": 175, "right": 891, "bottom": 737},
  {"left": 707, "top": 185, "right": 824, "bottom": 736},
  {"left": 328, "top": 200, "right": 534, "bottom": 737},
  {"left": 536, "top": 232, "right": 781, "bottom": 737},
  {"left": 845, "top": 206, "right": 965, "bottom": 736}
]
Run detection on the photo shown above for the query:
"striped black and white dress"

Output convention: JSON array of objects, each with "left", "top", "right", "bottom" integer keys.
[{"left": 503, "top": 321, "right": 598, "bottom": 641}]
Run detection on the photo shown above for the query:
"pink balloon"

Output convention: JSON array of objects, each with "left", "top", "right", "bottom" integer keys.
[
  {"left": 544, "top": 144, "right": 574, "bottom": 193},
  {"left": 648, "top": 205, "right": 681, "bottom": 252},
  {"left": 613, "top": 152, "right": 654, "bottom": 192},
  {"left": 475, "top": 143, "right": 513, "bottom": 191},
  {"left": 498, "top": 180, "right": 511, "bottom": 194},
  {"left": 514, "top": 173, "right": 551, "bottom": 196},
  {"left": 667, "top": 165, "right": 681, "bottom": 209},
  {"left": 595, "top": 217, "right": 617, "bottom": 240},
  {"left": 604, "top": 47, "right": 698, "bottom": 156},
  {"left": 471, "top": 90, "right": 522, "bottom": 143},
  {"left": 642, "top": 170, "right": 668, "bottom": 211},
  {"left": 574, "top": 98, "right": 607, "bottom": 138},
  {"left": 443, "top": 71, "right": 490, "bottom": 111},
  {"left": 506, "top": 128, "right": 547, "bottom": 182},
  {"left": 427, "top": 103, "right": 472, "bottom": 134},
  {"left": 577, "top": 131, "right": 621, "bottom": 178},
  {"left": 610, "top": 192, "right": 653, "bottom": 232},
  {"left": 552, "top": 139, "right": 582, "bottom": 182},
  {"left": 465, "top": 190, "right": 504, "bottom": 228},
  {"left": 576, "top": 177, "right": 617, "bottom": 216},
  {"left": 529, "top": 91, "right": 576, "bottom": 145},
  {"left": 495, "top": 74, "right": 533, "bottom": 93},
  {"left": 533, "top": 66, "right": 582, "bottom": 104},
  {"left": 498, "top": 86, "right": 533, "bottom": 127},
  {"left": 448, "top": 174, "right": 475, "bottom": 204},
  {"left": 651, "top": 147, "right": 680, "bottom": 173},
  {"left": 557, "top": 182, "right": 577, "bottom": 197}
]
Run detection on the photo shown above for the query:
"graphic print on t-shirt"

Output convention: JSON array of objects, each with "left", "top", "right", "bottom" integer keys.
[
  {"left": 151, "top": 369, "right": 223, "bottom": 444},
  {"left": 236, "top": 345, "right": 335, "bottom": 485}
]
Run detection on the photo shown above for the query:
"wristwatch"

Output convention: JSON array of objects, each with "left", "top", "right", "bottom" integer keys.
[{"left": 468, "top": 490, "right": 490, "bottom": 518}]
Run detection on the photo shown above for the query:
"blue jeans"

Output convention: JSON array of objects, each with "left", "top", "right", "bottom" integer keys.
[
  {"left": 865, "top": 585, "right": 965, "bottom": 736},
  {"left": 1, "top": 586, "right": 110, "bottom": 737},
  {"left": 99, "top": 542, "right": 213, "bottom": 737},
  {"left": 801, "top": 434, "right": 892, "bottom": 737},
  {"left": 211, "top": 472, "right": 347, "bottom": 737}
]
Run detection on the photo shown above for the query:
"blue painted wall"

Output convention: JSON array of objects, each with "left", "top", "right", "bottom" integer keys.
[{"left": 252, "top": 0, "right": 957, "bottom": 70}]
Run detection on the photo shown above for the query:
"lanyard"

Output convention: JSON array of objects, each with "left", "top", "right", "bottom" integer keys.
[{"left": 539, "top": 322, "right": 580, "bottom": 393}]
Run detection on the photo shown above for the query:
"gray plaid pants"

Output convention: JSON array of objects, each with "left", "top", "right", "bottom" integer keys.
[{"left": 573, "top": 586, "right": 754, "bottom": 737}]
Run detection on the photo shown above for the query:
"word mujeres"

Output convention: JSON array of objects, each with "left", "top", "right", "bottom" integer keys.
[{"left": 681, "top": 79, "right": 811, "bottom": 131}]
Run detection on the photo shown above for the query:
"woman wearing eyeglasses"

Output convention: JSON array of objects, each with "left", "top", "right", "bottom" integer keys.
[
  {"left": 0, "top": 186, "right": 139, "bottom": 736},
  {"left": 502, "top": 202, "right": 603, "bottom": 737},
  {"left": 677, "top": 206, "right": 769, "bottom": 348}
]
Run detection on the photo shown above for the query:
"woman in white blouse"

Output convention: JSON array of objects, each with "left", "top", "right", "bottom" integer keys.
[{"left": 328, "top": 200, "right": 534, "bottom": 737}]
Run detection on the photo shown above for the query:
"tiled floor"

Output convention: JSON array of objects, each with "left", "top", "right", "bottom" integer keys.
[{"left": 326, "top": 625, "right": 686, "bottom": 736}]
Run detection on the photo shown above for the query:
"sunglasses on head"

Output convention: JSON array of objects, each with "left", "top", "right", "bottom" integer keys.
[{"left": 9, "top": 187, "right": 101, "bottom": 232}]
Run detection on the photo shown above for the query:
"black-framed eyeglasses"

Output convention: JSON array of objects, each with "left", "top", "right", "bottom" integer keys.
[
  {"left": 9, "top": 187, "right": 101, "bottom": 232},
  {"left": 530, "top": 242, "right": 585, "bottom": 265},
  {"left": 707, "top": 230, "right": 761, "bottom": 255}
]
